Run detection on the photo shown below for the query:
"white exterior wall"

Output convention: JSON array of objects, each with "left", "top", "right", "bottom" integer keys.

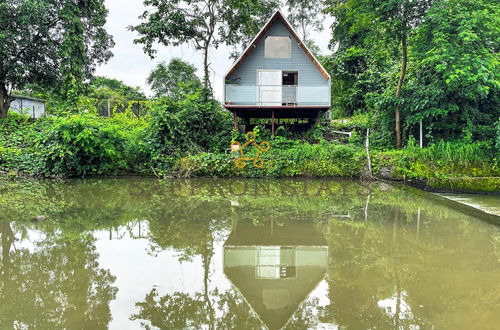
[{"left": 10, "top": 98, "right": 46, "bottom": 118}]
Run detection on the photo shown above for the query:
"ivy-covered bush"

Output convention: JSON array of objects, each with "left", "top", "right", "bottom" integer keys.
[
  {"left": 36, "top": 115, "right": 132, "bottom": 176},
  {"left": 0, "top": 113, "right": 44, "bottom": 175},
  {"left": 144, "top": 91, "right": 231, "bottom": 175}
]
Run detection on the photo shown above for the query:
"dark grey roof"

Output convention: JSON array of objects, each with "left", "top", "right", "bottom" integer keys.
[
  {"left": 11, "top": 94, "right": 46, "bottom": 103},
  {"left": 224, "top": 219, "right": 327, "bottom": 247}
]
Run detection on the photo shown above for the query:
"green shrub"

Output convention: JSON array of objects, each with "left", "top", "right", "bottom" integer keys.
[
  {"left": 37, "top": 115, "right": 131, "bottom": 176},
  {"left": 0, "top": 113, "right": 45, "bottom": 175},
  {"left": 174, "top": 140, "right": 365, "bottom": 178},
  {"left": 373, "top": 139, "right": 499, "bottom": 181},
  {"left": 144, "top": 92, "right": 231, "bottom": 175}
]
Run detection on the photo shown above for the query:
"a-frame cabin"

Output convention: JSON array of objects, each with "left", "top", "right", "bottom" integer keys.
[
  {"left": 223, "top": 10, "right": 331, "bottom": 135},
  {"left": 223, "top": 219, "right": 328, "bottom": 329}
]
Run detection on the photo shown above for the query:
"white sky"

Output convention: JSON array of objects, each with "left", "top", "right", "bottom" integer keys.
[{"left": 95, "top": 0, "right": 334, "bottom": 101}]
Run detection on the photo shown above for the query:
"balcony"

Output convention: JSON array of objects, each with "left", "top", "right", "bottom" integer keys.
[{"left": 224, "top": 85, "right": 330, "bottom": 107}]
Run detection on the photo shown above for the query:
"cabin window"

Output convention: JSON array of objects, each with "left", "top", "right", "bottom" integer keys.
[{"left": 265, "top": 36, "right": 291, "bottom": 58}]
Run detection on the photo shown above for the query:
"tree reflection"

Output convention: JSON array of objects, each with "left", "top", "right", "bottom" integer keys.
[
  {"left": 0, "top": 222, "right": 117, "bottom": 329},
  {"left": 1, "top": 178, "right": 499, "bottom": 329},
  {"left": 323, "top": 198, "right": 500, "bottom": 329},
  {"left": 131, "top": 288, "right": 265, "bottom": 329},
  {"left": 132, "top": 190, "right": 234, "bottom": 329},
  {"left": 134, "top": 214, "right": 330, "bottom": 330},
  {"left": 131, "top": 289, "right": 207, "bottom": 329}
]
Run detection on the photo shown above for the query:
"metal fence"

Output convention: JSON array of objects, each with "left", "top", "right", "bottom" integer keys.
[{"left": 225, "top": 84, "right": 330, "bottom": 106}]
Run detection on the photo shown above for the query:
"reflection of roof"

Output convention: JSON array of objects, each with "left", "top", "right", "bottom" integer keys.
[
  {"left": 223, "top": 220, "right": 328, "bottom": 330},
  {"left": 224, "top": 219, "right": 327, "bottom": 247},
  {"left": 225, "top": 262, "right": 326, "bottom": 330}
]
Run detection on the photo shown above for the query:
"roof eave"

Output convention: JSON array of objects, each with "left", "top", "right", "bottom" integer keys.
[{"left": 224, "top": 10, "right": 330, "bottom": 81}]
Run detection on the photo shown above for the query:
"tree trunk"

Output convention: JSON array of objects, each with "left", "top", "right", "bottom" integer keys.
[
  {"left": 1, "top": 222, "right": 15, "bottom": 267},
  {"left": 202, "top": 240, "right": 215, "bottom": 329},
  {"left": 395, "top": 35, "right": 407, "bottom": 149},
  {"left": 203, "top": 46, "right": 211, "bottom": 91},
  {"left": 0, "top": 84, "right": 11, "bottom": 119}
]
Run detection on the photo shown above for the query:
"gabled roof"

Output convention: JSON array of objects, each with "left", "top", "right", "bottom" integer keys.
[
  {"left": 225, "top": 10, "right": 330, "bottom": 81},
  {"left": 223, "top": 220, "right": 329, "bottom": 329},
  {"left": 11, "top": 94, "right": 46, "bottom": 103},
  {"left": 224, "top": 260, "right": 327, "bottom": 330},
  {"left": 224, "top": 219, "right": 328, "bottom": 247}
]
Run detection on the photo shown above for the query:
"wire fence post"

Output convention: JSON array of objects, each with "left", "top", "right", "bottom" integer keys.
[{"left": 419, "top": 120, "right": 423, "bottom": 148}]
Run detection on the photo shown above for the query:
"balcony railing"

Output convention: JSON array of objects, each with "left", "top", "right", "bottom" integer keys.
[{"left": 224, "top": 85, "right": 330, "bottom": 107}]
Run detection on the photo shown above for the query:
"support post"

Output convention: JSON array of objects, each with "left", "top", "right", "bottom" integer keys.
[
  {"left": 233, "top": 112, "right": 237, "bottom": 131},
  {"left": 271, "top": 110, "right": 275, "bottom": 136},
  {"left": 419, "top": 120, "right": 423, "bottom": 148}
]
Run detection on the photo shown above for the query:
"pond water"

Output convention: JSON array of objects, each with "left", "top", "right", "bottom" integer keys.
[{"left": 0, "top": 178, "right": 499, "bottom": 329}]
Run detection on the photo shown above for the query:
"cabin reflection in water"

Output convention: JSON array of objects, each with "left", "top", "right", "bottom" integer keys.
[{"left": 223, "top": 220, "right": 328, "bottom": 330}]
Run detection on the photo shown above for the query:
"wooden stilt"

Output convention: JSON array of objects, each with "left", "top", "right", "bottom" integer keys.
[{"left": 271, "top": 111, "right": 275, "bottom": 136}]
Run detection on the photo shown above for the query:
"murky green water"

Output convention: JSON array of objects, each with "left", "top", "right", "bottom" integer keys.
[{"left": 0, "top": 178, "right": 499, "bottom": 329}]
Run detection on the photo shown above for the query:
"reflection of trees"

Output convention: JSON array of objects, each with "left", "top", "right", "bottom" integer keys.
[
  {"left": 131, "top": 288, "right": 264, "bottom": 329},
  {"left": 283, "top": 297, "right": 321, "bottom": 329},
  {"left": 2, "top": 178, "right": 499, "bottom": 329},
  {"left": 137, "top": 188, "right": 333, "bottom": 329},
  {"left": 0, "top": 222, "right": 117, "bottom": 329},
  {"left": 134, "top": 191, "right": 232, "bottom": 329},
  {"left": 323, "top": 196, "right": 500, "bottom": 329},
  {"left": 131, "top": 289, "right": 207, "bottom": 329},
  {"left": 132, "top": 287, "right": 324, "bottom": 329},
  {"left": 132, "top": 199, "right": 264, "bottom": 328}
]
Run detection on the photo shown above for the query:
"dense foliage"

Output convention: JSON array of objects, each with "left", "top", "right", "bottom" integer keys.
[
  {"left": 1, "top": 106, "right": 498, "bottom": 191},
  {"left": 143, "top": 90, "right": 231, "bottom": 175},
  {"left": 89, "top": 76, "right": 146, "bottom": 101},
  {"left": 0, "top": 1, "right": 498, "bottom": 193},
  {"left": 322, "top": 0, "right": 499, "bottom": 149},
  {"left": 147, "top": 59, "right": 202, "bottom": 98},
  {"left": 0, "top": 0, "right": 114, "bottom": 118}
]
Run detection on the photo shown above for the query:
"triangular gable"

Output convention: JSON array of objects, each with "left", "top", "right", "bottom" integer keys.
[
  {"left": 225, "top": 10, "right": 330, "bottom": 81},
  {"left": 224, "top": 264, "right": 326, "bottom": 330}
]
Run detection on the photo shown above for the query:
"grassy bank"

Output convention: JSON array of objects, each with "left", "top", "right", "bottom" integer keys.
[
  {"left": 371, "top": 141, "right": 500, "bottom": 192},
  {"left": 1, "top": 113, "right": 498, "bottom": 193},
  {"left": 173, "top": 139, "right": 499, "bottom": 192}
]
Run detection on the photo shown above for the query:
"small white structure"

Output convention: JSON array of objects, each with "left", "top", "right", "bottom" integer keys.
[{"left": 9, "top": 95, "right": 46, "bottom": 118}]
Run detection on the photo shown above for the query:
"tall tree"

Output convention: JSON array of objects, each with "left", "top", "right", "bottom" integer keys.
[
  {"left": 370, "top": 0, "right": 434, "bottom": 148},
  {"left": 324, "top": 0, "right": 433, "bottom": 148},
  {"left": 285, "top": 0, "right": 325, "bottom": 44},
  {"left": 147, "top": 59, "right": 202, "bottom": 97},
  {"left": 0, "top": 0, "right": 114, "bottom": 118},
  {"left": 404, "top": 0, "right": 499, "bottom": 144},
  {"left": 90, "top": 76, "right": 146, "bottom": 100},
  {"left": 130, "top": 0, "right": 276, "bottom": 90}
]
